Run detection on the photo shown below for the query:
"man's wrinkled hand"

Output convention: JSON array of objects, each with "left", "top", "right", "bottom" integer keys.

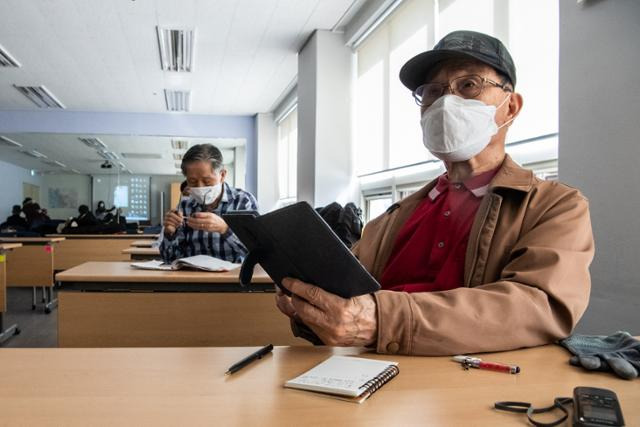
[{"left": 279, "top": 277, "right": 378, "bottom": 347}]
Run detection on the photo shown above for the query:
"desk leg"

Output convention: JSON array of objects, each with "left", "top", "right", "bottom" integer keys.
[
  {"left": 32, "top": 287, "right": 36, "bottom": 310},
  {"left": 41, "top": 286, "right": 46, "bottom": 303},
  {"left": 0, "top": 313, "right": 20, "bottom": 345},
  {"left": 44, "top": 287, "right": 57, "bottom": 314}
]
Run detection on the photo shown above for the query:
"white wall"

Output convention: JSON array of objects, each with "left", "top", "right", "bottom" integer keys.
[
  {"left": 0, "top": 159, "right": 42, "bottom": 218},
  {"left": 256, "top": 113, "right": 279, "bottom": 213},
  {"left": 40, "top": 174, "right": 91, "bottom": 219},
  {"left": 559, "top": 0, "right": 640, "bottom": 334},
  {"left": 297, "top": 30, "right": 359, "bottom": 207}
]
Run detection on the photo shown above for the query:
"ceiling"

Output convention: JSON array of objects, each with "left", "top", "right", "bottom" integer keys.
[
  {"left": 0, "top": 0, "right": 361, "bottom": 115},
  {"left": 0, "top": 133, "right": 244, "bottom": 176}
]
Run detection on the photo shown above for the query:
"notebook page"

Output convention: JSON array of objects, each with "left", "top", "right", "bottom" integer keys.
[
  {"left": 174, "top": 255, "right": 240, "bottom": 272},
  {"left": 130, "top": 260, "right": 175, "bottom": 270},
  {"left": 285, "top": 356, "right": 398, "bottom": 397}
]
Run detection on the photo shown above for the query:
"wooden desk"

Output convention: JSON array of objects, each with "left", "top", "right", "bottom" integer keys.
[
  {"left": 55, "top": 262, "right": 307, "bottom": 347},
  {"left": 0, "top": 344, "right": 637, "bottom": 426},
  {"left": 46, "top": 234, "right": 158, "bottom": 270},
  {"left": 130, "top": 239, "right": 155, "bottom": 247},
  {"left": 122, "top": 247, "right": 160, "bottom": 260},
  {"left": 0, "top": 237, "right": 65, "bottom": 313},
  {"left": 0, "top": 243, "right": 21, "bottom": 344}
]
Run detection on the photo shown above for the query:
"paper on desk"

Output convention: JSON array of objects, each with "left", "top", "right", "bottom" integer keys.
[{"left": 131, "top": 255, "right": 240, "bottom": 272}]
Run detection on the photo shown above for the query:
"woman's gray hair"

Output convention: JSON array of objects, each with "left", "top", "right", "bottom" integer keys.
[{"left": 181, "top": 144, "right": 224, "bottom": 175}]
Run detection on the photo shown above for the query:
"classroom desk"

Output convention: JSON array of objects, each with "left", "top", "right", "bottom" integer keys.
[
  {"left": 122, "top": 246, "right": 160, "bottom": 260},
  {"left": 0, "top": 344, "right": 637, "bottom": 426},
  {"left": 130, "top": 239, "right": 155, "bottom": 247},
  {"left": 0, "top": 237, "right": 65, "bottom": 313},
  {"left": 46, "top": 234, "right": 158, "bottom": 270},
  {"left": 55, "top": 261, "right": 307, "bottom": 347},
  {"left": 0, "top": 243, "right": 21, "bottom": 344}
]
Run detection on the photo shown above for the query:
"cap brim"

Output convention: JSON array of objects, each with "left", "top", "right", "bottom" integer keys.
[{"left": 399, "top": 49, "right": 509, "bottom": 91}]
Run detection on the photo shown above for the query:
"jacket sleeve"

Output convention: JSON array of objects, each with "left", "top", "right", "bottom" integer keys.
[
  {"left": 159, "top": 226, "right": 187, "bottom": 263},
  {"left": 373, "top": 191, "right": 594, "bottom": 356}
]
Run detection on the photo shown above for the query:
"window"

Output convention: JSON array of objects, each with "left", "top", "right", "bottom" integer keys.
[
  {"left": 276, "top": 107, "right": 297, "bottom": 204},
  {"left": 354, "top": 0, "right": 559, "bottom": 220},
  {"left": 364, "top": 193, "right": 393, "bottom": 222}
]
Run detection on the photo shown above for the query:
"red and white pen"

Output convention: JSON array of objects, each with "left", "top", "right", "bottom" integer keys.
[{"left": 452, "top": 355, "right": 520, "bottom": 374}]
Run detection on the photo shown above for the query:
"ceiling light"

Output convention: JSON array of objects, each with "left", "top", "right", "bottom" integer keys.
[
  {"left": 175, "top": 162, "right": 182, "bottom": 169},
  {"left": 0, "top": 44, "right": 20, "bottom": 67},
  {"left": 97, "top": 150, "right": 119, "bottom": 160},
  {"left": 156, "top": 27, "right": 195, "bottom": 72},
  {"left": 172, "top": 153, "right": 183, "bottom": 160},
  {"left": 71, "top": 169, "right": 82, "bottom": 174},
  {"left": 117, "top": 161, "right": 126, "bottom": 169},
  {"left": 79, "top": 137, "right": 108, "bottom": 149},
  {"left": 121, "top": 152, "right": 162, "bottom": 159},
  {"left": 171, "top": 139, "right": 189, "bottom": 149},
  {"left": 42, "top": 160, "right": 67, "bottom": 168},
  {"left": 164, "top": 89, "right": 190, "bottom": 112},
  {"left": 20, "top": 149, "right": 48, "bottom": 159},
  {"left": 13, "top": 85, "right": 65, "bottom": 108},
  {"left": 0, "top": 135, "right": 23, "bottom": 148}
]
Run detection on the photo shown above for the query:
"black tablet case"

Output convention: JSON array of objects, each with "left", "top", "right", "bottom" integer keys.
[{"left": 223, "top": 201, "right": 380, "bottom": 298}]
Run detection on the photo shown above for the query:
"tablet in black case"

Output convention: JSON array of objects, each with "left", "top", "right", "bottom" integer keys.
[{"left": 223, "top": 201, "right": 380, "bottom": 299}]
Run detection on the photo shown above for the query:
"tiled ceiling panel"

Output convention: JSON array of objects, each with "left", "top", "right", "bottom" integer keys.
[{"left": 0, "top": 0, "right": 361, "bottom": 115}]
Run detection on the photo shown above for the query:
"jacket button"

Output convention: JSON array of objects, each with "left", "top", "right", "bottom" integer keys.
[{"left": 386, "top": 342, "right": 400, "bottom": 353}]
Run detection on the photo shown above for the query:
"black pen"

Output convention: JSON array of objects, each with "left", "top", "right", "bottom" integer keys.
[{"left": 225, "top": 344, "right": 274, "bottom": 375}]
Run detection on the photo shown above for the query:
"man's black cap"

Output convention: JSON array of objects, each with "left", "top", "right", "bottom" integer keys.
[{"left": 399, "top": 30, "right": 516, "bottom": 91}]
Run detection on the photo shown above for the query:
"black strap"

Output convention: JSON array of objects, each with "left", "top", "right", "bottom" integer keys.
[{"left": 495, "top": 397, "right": 573, "bottom": 427}]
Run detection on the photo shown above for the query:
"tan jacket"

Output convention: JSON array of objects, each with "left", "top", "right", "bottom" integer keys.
[{"left": 352, "top": 155, "right": 594, "bottom": 356}]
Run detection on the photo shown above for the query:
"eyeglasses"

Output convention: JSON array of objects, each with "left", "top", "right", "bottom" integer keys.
[{"left": 412, "top": 74, "right": 511, "bottom": 107}]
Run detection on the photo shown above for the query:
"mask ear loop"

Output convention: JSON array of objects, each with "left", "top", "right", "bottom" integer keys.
[{"left": 496, "top": 93, "right": 514, "bottom": 130}]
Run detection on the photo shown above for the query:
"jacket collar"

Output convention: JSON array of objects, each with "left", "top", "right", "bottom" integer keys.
[{"left": 389, "top": 154, "right": 534, "bottom": 213}]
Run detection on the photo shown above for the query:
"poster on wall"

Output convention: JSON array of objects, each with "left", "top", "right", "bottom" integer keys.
[{"left": 48, "top": 188, "right": 79, "bottom": 209}]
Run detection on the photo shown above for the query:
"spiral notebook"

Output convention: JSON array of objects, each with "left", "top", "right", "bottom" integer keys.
[{"left": 284, "top": 356, "right": 399, "bottom": 403}]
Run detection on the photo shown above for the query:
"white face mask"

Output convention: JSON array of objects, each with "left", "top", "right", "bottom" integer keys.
[
  {"left": 421, "top": 94, "right": 512, "bottom": 162},
  {"left": 189, "top": 183, "right": 222, "bottom": 205}
]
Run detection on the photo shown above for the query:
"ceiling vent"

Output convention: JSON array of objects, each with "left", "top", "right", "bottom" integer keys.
[
  {"left": 79, "top": 137, "right": 107, "bottom": 149},
  {"left": 171, "top": 139, "right": 189, "bottom": 149},
  {"left": 121, "top": 152, "right": 163, "bottom": 159},
  {"left": 0, "top": 135, "right": 23, "bottom": 148},
  {"left": 0, "top": 44, "right": 20, "bottom": 67},
  {"left": 157, "top": 27, "right": 195, "bottom": 72},
  {"left": 13, "top": 85, "right": 65, "bottom": 108},
  {"left": 98, "top": 150, "right": 119, "bottom": 160},
  {"left": 164, "top": 89, "right": 190, "bottom": 112},
  {"left": 21, "top": 149, "right": 47, "bottom": 159}
]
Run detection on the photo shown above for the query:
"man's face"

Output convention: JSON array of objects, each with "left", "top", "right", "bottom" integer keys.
[
  {"left": 184, "top": 160, "right": 226, "bottom": 188},
  {"left": 420, "top": 62, "right": 512, "bottom": 128}
]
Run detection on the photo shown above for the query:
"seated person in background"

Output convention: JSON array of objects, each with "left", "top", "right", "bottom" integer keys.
[
  {"left": 1, "top": 205, "right": 28, "bottom": 231},
  {"left": 275, "top": 31, "right": 594, "bottom": 356},
  {"left": 95, "top": 200, "right": 116, "bottom": 222},
  {"left": 160, "top": 143, "right": 258, "bottom": 264},
  {"left": 23, "top": 203, "right": 51, "bottom": 231},
  {"left": 74, "top": 205, "right": 100, "bottom": 227}
]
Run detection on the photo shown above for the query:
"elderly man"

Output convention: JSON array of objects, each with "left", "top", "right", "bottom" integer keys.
[
  {"left": 275, "top": 30, "right": 594, "bottom": 356},
  {"left": 161, "top": 143, "right": 257, "bottom": 264}
]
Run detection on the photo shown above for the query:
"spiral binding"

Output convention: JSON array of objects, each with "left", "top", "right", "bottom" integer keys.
[{"left": 360, "top": 365, "right": 400, "bottom": 398}]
